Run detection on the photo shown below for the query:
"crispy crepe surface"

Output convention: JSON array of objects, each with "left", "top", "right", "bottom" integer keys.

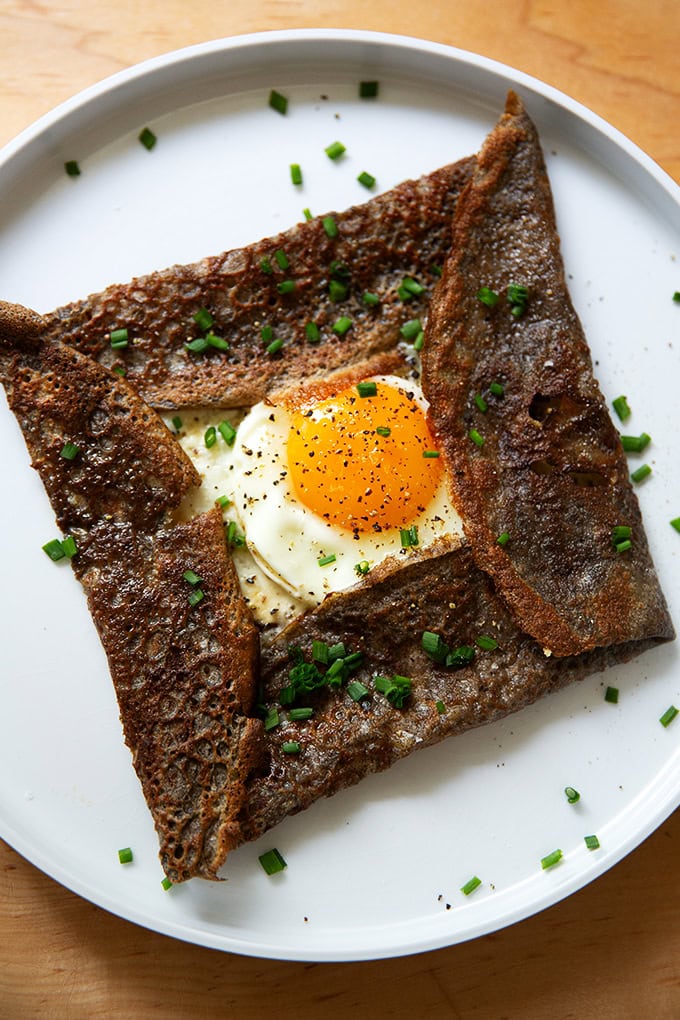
[{"left": 0, "top": 94, "right": 673, "bottom": 875}]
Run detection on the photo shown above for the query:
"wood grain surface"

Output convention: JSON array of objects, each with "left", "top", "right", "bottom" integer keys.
[{"left": 1, "top": 2, "right": 679, "bottom": 1017}]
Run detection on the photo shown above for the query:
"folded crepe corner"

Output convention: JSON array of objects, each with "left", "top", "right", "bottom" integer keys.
[{"left": 0, "top": 91, "right": 673, "bottom": 880}]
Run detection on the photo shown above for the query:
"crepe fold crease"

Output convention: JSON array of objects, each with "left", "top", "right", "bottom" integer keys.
[{"left": 0, "top": 92, "right": 673, "bottom": 879}]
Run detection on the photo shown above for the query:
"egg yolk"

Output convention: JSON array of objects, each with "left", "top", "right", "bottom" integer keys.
[{"left": 287, "top": 381, "right": 443, "bottom": 532}]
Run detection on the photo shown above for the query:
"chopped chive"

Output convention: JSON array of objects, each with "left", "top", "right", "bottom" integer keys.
[
  {"left": 204, "top": 426, "right": 217, "bottom": 448},
  {"left": 489, "top": 382, "right": 505, "bottom": 398},
  {"left": 460, "top": 876, "right": 482, "bottom": 896},
  {"left": 359, "top": 80, "right": 379, "bottom": 98},
  {"left": 274, "top": 249, "right": 289, "bottom": 270},
  {"left": 332, "top": 316, "right": 353, "bottom": 335},
  {"left": 400, "top": 524, "right": 419, "bottom": 548},
  {"left": 226, "top": 520, "right": 245, "bottom": 548},
  {"left": 612, "top": 395, "right": 631, "bottom": 422},
  {"left": 376, "top": 426, "right": 391, "bottom": 438},
  {"left": 604, "top": 685, "right": 619, "bottom": 704},
  {"left": 611, "top": 525, "right": 632, "bottom": 543},
  {"left": 43, "top": 539, "right": 66, "bottom": 562},
  {"left": 413, "top": 331, "right": 424, "bottom": 351},
  {"left": 357, "top": 171, "right": 376, "bottom": 189},
  {"left": 184, "top": 336, "right": 209, "bottom": 354},
  {"left": 263, "top": 706, "right": 280, "bottom": 731},
  {"left": 110, "top": 328, "right": 129, "bottom": 348},
  {"left": 496, "top": 531, "right": 510, "bottom": 546},
  {"left": 64, "top": 159, "right": 81, "bottom": 177},
  {"left": 325, "top": 141, "right": 346, "bottom": 160},
  {"left": 540, "top": 848, "right": 563, "bottom": 870},
  {"left": 584, "top": 834, "right": 600, "bottom": 850},
  {"left": 474, "top": 393, "right": 488, "bottom": 413},
  {"left": 266, "top": 338, "right": 284, "bottom": 355},
  {"left": 422, "top": 450, "right": 440, "bottom": 458},
  {"left": 193, "top": 307, "right": 214, "bottom": 331},
  {"left": 357, "top": 381, "right": 377, "bottom": 398},
  {"left": 118, "top": 847, "right": 133, "bottom": 864},
  {"left": 261, "top": 325, "right": 274, "bottom": 343},
  {"left": 216, "top": 495, "right": 230, "bottom": 509},
  {"left": 399, "top": 318, "right": 423, "bottom": 341},
  {"left": 347, "top": 680, "right": 370, "bottom": 702},
  {"left": 112, "top": 366, "right": 126, "bottom": 377},
  {"left": 276, "top": 280, "right": 296, "bottom": 295},
  {"left": 469, "top": 428, "right": 485, "bottom": 448},
  {"left": 430, "top": 263, "right": 443, "bottom": 278},
  {"left": 282, "top": 740, "right": 301, "bottom": 754},
  {"left": 171, "top": 416, "right": 183, "bottom": 432},
  {"left": 374, "top": 674, "right": 412, "bottom": 708},
  {"left": 354, "top": 559, "right": 371, "bottom": 576},
  {"left": 564, "top": 786, "right": 580, "bottom": 804},
  {"left": 631, "top": 464, "right": 652, "bottom": 483},
  {"left": 289, "top": 163, "right": 303, "bottom": 186},
  {"left": 673, "top": 291, "right": 680, "bottom": 303},
  {"left": 288, "top": 707, "right": 314, "bottom": 721},
  {"left": 218, "top": 420, "right": 237, "bottom": 446},
  {"left": 258, "top": 848, "right": 287, "bottom": 875},
  {"left": 269, "top": 90, "right": 288, "bottom": 115},
  {"left": 475, "top": 635, "right": 498, "bottom": 651},
  {"left": 620, "top": 433, "right": 651, "bottom": 452},
  {"left": 303, "top": 207, "right": 313, "bottom": 221},
  {"left": 362, "top": 291, "right": 380, "bottom": 306},
  {"left": 422, "top": 631, "right": 449, "bottom": 664},
  {"left": 161, "top": 876, "right": 173, "bottom": 890},
  {"left": 329, "top": 279, "right": 348, "bottom": 302},
  {"left": 435, "top": 700, "right": 446, "bottom": 714},
  {"left": 60, "top": 441, "right": 79, "bottom": 460},
  {"left": 671, "top": 517, "right": 680, "bottom": 533},
  {"left": 398, "top": 277, "right": 425, "bottom": 300},
  {"left": 323, "top": 215, "right": 339, "bottom": 238},
  {"left": 312, "top": 640, "right": 329, "bottom": 663},
  {"left": 260, "top": 256, "right": 273, "bottom": 274},
  {"left": 61, "top": 535, "right": 77, "bottom": 558},
  {"left": 660, "top": 705, "right": 679, "bottom": 728},
  {"left": 328, "top": 642, "right": 346, "bottom": 662},
  {"left": 188, "top": 588, "right": 204, "bottom": 607},
  {"left": 206, "top": 332, "right": 229, "bottom": 351},
  {"left": 615, "top": 539, "right": 632, "bottom": 553},
  {"left": 318, "top": 553, "right": 337, "bottom": 566},
  {"left": 138, "top": 127, "right": 157, "bottom": 150},
  {"left": 507, "top": 283, "right": 529, "bottom": 316},
  {"left": 446, "top": 645, "right": 476, "bottom": 669},
  {"left": 182, "top": 569, "right": 202, "bottom": 586},
  {"left": 305, "top": 321, "right": 321, "bottom": 343},
  {"left": 477, "top": 286, "right": 499, "bottom": 307}
]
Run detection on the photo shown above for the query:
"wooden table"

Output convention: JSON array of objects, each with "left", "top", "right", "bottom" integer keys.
[{"left": 2, "top": 3, "right": 679, "bottom": 1016}]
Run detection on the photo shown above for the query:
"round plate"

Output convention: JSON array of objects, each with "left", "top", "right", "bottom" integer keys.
[{"left": 1, "top": 30, "right": 679, "bottom": 962}]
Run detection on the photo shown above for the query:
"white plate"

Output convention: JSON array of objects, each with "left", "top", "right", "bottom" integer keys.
[{"left": 1, "top": 30, "right": 679, "bottom": 962}]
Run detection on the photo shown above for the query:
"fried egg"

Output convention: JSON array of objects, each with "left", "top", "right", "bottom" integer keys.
[{"left": 172, "top": 374, "right": 463, "bottom": 625}]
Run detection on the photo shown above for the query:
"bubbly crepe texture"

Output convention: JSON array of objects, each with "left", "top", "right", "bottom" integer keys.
[{"left": 0, "top": 93, "right": 673, "bottom": 881}]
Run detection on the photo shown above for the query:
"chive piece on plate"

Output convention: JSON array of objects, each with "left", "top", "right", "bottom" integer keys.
[
  {"left": 604, "top": 685, "right": 619, "bottom": 704},
  {"left": 269, "top": 90, "right": 288, "bottom": 115},
  {"left": 258, "top": 848, "right": 287, "bottom": 875},
  {"left": 584, "top": 834, "right": 600, "bottom": 850},
  {"left": 325, "top": 141, "right": 346, "bottom": 160},
  {"left": 317, "top": 553, "right": 337, "bottom": 567},
  {"left": 138, "top": 127, "right": 157, "bottom": 150},
  {"left": 540, "top": 849, "right": 563, "bottom": 870},
  {"left": 612, "top": 395, "right": 631, "bottom": 422},
  {"left": 460, "top": 876, "right": 482, "bottom": 896},
  {"left": 290, "top": 163, "right": 303, "bottom": 186},
  {"left": 356, "top": 381, "right": 377, "bottom": 398},
  {"left": 359, "top": 81, "right": 379, "bottom": 98},
  {"left": 660, "top": 705, "right": 679, "bottom": 728},
  {"left": 118, "top": 847, "right": 133, "bottom": 865},
  {"left": 357, "top": 171, "right": 376, "bottom": 189},
  {"left": 564, "top": 786, "right": 580, "bottom": 804},
  {"left": 64, "top": 160, "right": 81, "bottom": 177}
]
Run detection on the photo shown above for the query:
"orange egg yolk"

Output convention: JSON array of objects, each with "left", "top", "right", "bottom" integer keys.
[{"left": 287, "top": 381, "right": 443, "bottom": 532}]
